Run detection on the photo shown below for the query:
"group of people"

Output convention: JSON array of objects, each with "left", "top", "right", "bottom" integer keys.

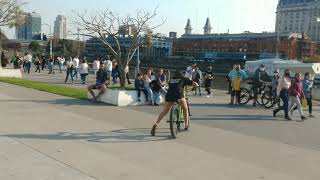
[
  {"left": 134, "top": 68, "right": 167, "bottom": 106},
  {"left": 226, "top": 63, "right": 315, "bottom": 122},
  {"left": 273, "top": 70, "right": 314, "bottom": 121}
]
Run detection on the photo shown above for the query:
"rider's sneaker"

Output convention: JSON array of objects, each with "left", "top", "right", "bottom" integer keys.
[
  {"left": 151, "top": 124, "right": 157, "bottom": 136},
  {"left": 309, "top": 114, "right": 315, "bottom": 118}
]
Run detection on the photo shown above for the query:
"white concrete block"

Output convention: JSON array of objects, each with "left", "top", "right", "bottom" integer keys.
[
  {"left": 0, "top": 69, "right": 22, "bottom": 78},
  {"left": 87, "top": 89, "right": 164, "bottom": 106}
]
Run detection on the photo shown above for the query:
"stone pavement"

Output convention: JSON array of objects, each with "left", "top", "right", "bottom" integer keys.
[{"left": 1, "top": 82, "right": 320, "bottom": 180}]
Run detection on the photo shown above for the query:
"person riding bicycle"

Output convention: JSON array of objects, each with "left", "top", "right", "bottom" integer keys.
[
  {"left": 151, "top": 70, "right": 199, "bottom": 136},
  {"left": 252, "top": 64, "right": 271, "bottom": 107}
]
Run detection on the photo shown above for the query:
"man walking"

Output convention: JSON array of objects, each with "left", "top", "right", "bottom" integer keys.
[{"left": 72, "top": 56, "right": 80, "bottom": 79}]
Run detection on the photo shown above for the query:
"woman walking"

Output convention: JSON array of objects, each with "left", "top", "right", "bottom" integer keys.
[
  {"left": 288, "top": 73, "right": 307, "bottom": 122},
  {"left": 273, "top": 69, "right": 292, "bottom": 120}
]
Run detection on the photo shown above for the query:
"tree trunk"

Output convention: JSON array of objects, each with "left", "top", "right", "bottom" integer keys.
[{"left": 119, "top": 68, "right": 126, "bottom": 88}]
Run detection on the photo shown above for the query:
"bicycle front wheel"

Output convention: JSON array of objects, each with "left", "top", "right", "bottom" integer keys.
[
  {"left": 169, "top": 106, "right": 179, "bottom": 139},
  {"left": 261, "top": 91, "right": 274, "bottom": 109}
]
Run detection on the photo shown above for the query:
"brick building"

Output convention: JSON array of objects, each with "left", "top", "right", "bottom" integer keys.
[{"left": 173, "top": 32, "right": 316, "bottom": 60}]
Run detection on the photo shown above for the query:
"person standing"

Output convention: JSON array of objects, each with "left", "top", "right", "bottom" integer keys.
[
  {"left": 11, "top": 51, "right": 19, "bottom": 69},
  {"left": 111, "top": 60, "right": 119, "bottom": 84},
  {"left": 252, "top": 64, "right": 271, "bottom": 107},
  {"left": 228, "top": 64, "right": 248, "bottom": 105},
  {"left": 232, "top": 72, "right": 242, "bottom": 105},
  {"left": 41, "top": 55, "right": 46, "bottom": 70},
  {"left": 302, "top": 72, "right": 314, "bottom": 118},
  {"left": 193, "top": 66, "right": 203, "bottom": 96},
  {"left": 58, "top": 56, "right": 65, "bottom": 73},
  {"left": 48, "top": 56, "right": 55, "bottom": 74},
  {"left": 288, "top": 73, "right": 307, "bottom": 122},
  {"left": 185, "top": 63, "right": 196, "bottom": 80},
  {"left": 124, "top": 65, "right": 131, "bottom": 84},
  {"left": 24, "top": 52, "right": 32, "bottom": 74},
  {"left": 78, "top": 59, "right": 89, "bottom": 84},
  {"left": 34, "top": 55, "right": 41, "bottom": 73},
  {"left": 72, "top": 56, "right": 80, "bottom": 79},
  {"left": 273, "top": 69, "right": 292, "bottom": 120},
  {"left": 93, "top": 58, "right": 100, "bottom": 75},
  {"left": 64, "top": 58, "right": 74, "bottom": 84}
]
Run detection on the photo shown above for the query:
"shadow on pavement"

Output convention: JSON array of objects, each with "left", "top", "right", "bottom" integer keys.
[
  {"left": 0, "top": 99, "right": 112, "bottom": 107},
  {"left": 191, "top": 114, "right": 285, "bottom": 121},
  {"left": 190, "top": 103, "right": 257, "bottom": 109},
  {"left": 2, "top": 128, "right": 171, "bottom": 143}
]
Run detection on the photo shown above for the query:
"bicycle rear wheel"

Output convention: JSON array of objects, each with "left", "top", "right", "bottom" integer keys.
[
  {"left": 169, "top": 106, "right": 179, "bottom": 139},
  {"left": 239, "top": 88, "right": 250, "bottom": 105}
]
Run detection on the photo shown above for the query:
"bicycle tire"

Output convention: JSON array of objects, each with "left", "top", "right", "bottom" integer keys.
[
  {"left": 261, "top": 91, "right": 274, "bottom": 109},
  {"left": 240, "top": 88, "right": 250, "bottom": 105},
  {"left": 169, "top": 106, "right": 179, "bottom": 139}
]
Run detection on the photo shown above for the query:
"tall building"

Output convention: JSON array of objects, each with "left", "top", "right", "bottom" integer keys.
[
  {"left": 54, "top": 15, "right": 67, "bottom": 39},
  {"left": 15, "top": 12, "right": 41, "bottom": 40},
  {"left": 276, "top": 0, "right": 320, "bottom": 42},
  {"left": 203, "top": 17, "right": 212, "bottom": 35}
]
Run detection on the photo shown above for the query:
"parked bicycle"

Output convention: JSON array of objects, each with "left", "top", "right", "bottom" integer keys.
[{"left": 240, "top": 81, "right": 272, "bottom": 105}]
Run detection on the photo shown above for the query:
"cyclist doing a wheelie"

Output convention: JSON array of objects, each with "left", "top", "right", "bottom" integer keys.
[{"left": 151, "top": 71, "right": 198, "bottom": 136}]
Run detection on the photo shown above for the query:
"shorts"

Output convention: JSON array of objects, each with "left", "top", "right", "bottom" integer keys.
[
  {"left": 165, "top": 93, "right": 183, "bottom": 102},
  {"left": 231, "top": 90, "right": 240, "bottom": 96},
  {"left": 90, "top": 84, "right": 106, "bottom": 90}
]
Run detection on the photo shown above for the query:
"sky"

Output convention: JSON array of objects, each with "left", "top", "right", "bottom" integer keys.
[{"left": 4, "top": 0, "right": 279, "bottom": 39}]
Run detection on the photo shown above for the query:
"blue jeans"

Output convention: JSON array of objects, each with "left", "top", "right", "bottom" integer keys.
[
  {"left": 73, "top": 68, "right": 78, "bottom": 78},
  {"left": 25, "top": 62, "right": 31, "bottom": 74},
  {"left": 274, "top": 89, "right": 289, "bottom": 117},
  {"left": 65, "top": 68, "right": 73, "bottom": 82},
  {"left": 59, "top": 64, "right": 64, "bottom": 73},
  {"left": 48, "top": 63, "right": 54, "bottom": 73},
  {"left": 153, "top": 91, "right": 161, "bottom": 105},
  {"left": 80, "top": 73, "right": 88, "bottom": 83},
  {"left": 145, "top": 87, "right": 153, "bottom": 104}
]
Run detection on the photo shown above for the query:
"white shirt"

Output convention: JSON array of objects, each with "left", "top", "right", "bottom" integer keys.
[
  {"left": 93, "top": 60, "right": 100, "bottom": 70},
  {"left": 66, "top": 60, "right": 74, "bottom": 68},
  {"left": 277, "top": 76, "right": 291, "bottom": 96},
  {"left": 185, "top": 66, "right": 193, "bottom": 80},
  {"left": 59, "top": 57, "right": 65, "bottom": 64},
  {"left": 24, "top": 54, "right": 32, "bottom": 63},
  {"left": 78, "top": 63, "right": 89, "bottom": 74},
  {"left": 73, "top": 58, "right": 80, "bottom": 68},
  {"left": 105, "top": 60, "right": 113, "bottom": 72}
]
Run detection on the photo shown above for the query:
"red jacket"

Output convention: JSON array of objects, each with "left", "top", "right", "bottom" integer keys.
[{"left": 289, "top": 80, "right": 303, "bottom": 98}]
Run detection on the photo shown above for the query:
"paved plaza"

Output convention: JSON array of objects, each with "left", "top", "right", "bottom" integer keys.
[{"left": 0, "top": 71, "right": 320, "bottom": 179}]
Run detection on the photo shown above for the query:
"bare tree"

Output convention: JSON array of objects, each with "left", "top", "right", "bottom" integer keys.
[
  {"left": 73, "top": 6, "right": 166, "bottom": 87},
  {"left": 0, "top": 0, "right": 25, "bottom": 68}
]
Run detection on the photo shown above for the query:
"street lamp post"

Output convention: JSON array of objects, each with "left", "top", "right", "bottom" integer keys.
[{"left": 42, "top": 23, "right": 53, "bottom": 57}]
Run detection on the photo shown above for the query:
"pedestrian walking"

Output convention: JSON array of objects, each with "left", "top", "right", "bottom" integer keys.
[
  {"left": 34, "top": 55, "right": 41, "bottom": 73},
  {"left": 79, "top": 59, "right": 89, "bottom": 84},
  {"left": 72, "top": 56, "right": 80, "bottom": 78},
  {"left": 288, "top": 73, "right": 307, "bottom": 122},
  {"left": 64, "top": 58, "right": 74, "bottom": 84},
  {"left": 302, "top": 72, "right": 314, "bottom": 118},
  {"left": 273, "top": 69, "right": 292, "bottom": 120},
  {"left": 93, "top": 58, "right": 100, "bottom": 75}
]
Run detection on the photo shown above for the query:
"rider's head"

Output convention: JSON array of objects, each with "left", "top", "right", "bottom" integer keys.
[
  {"left": 284, "top": 69, "right": 291, "bottom": 77},
  {"left": 259, "top": 64, "right": 266, "bottom": 72}
]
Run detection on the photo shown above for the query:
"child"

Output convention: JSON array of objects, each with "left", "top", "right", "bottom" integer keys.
[
  {"left": 135, "top": 73, "right": 148, "bottom": 102},
  {"left": 231, "top": 72, "right": 242, "bottom": 105},
  {"left": 303, "top": 72, "right": 314, "bottom": 118}
]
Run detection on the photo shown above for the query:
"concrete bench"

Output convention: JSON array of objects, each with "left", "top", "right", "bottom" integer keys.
[
  {"left": 87, "top": 89, "right": 165, "bottom": 106},
  {"left": 0, "top": 68, "right": 22, "bottom": 78}
]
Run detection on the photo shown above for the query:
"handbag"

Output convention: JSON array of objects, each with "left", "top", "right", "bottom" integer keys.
[{"left": 301, "top": 98, "right": 307, "bottom": 108}]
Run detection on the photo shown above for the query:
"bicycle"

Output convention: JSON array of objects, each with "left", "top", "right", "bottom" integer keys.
[
  {"left": 167, "top": 88, "right": 192, "bottom": 139},
  {"left": 239, "top": 81, "right": 271, "bottom": 105},
  {"left": 261, "top": 89, "right": 283, "bottom": 109}
]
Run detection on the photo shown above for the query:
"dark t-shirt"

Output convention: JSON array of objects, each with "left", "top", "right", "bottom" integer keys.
[
  {"left": 96, "top": 69, "right": 109, "bottom": 85},
  {"left": 165, "top": 78, "right": 193, "bottom": 101}
]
